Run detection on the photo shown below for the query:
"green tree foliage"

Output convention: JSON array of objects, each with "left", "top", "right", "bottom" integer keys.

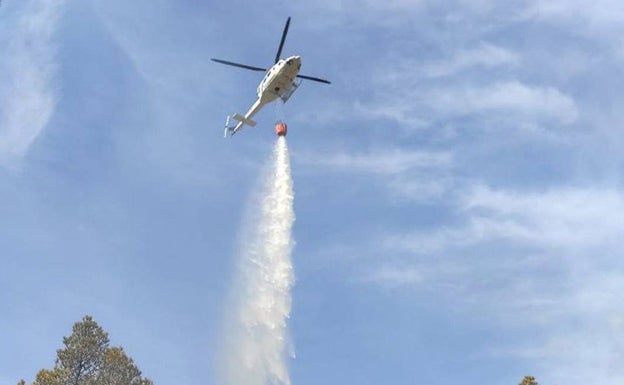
[
  {"left": 519, "top": 375, "right": 539, "bottom": 385},
  {"left": 32, "top": 369, "right": 67, "bottom": 385},
  {"left": 57, "top": 316, "right": 109, "bottom": 385},
  {"left": 25, "top": 316, "right": 153, "bottom": 385},
  {"left": 97, "top": 347, "right": 153, "bottom": 385}
]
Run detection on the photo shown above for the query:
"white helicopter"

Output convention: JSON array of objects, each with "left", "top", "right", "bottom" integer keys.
[{"left": 212, "top": 17, "right": 331, "bottom": 137}]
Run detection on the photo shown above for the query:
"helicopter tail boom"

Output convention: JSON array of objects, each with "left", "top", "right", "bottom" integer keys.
[{"left": 231, "top": 113, "right": 257, "bottom": 127}]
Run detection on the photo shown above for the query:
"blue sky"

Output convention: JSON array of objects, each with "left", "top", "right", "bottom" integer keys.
[{"left": 2, "top": 1, "right": 624, "bottom": 384}]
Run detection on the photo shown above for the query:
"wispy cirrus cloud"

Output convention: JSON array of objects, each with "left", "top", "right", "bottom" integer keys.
[
  {"left": 521, "top": 1, "right": 624, "bottom": 60},
  {"left": 361, "top": 76, "right": 578, "bottom": 128},
  {"left": 422, "top": 42, "right": 520, "bottom": 78},
  {"left": 525, "top": 0, "right": 624, "bottom": 27},
  {"left": 0, "top": 0, "right": 64, "bottom": 168},
  {"left": 295, "top": 148, "right": 453, "bottom": 202},
  {"left": 356, "top": 34, "right": 577, "bottom": 130},
  {"left": 462, "top": 185, "right": 624, "bottom": 249},
  {"left": 298, "top": 148, "right": 451, "bottom": 175},
  {"left": 428, "top": 81, "right": 579, "bottom": 124},
  {"left": 366, "top": 184, "right": 624, "bottom": 384},
  {"left": 389, "top": 185, "right": 624, "bottom": 254},
  {"left": 360, "top": 264, "right": 423, "bottom": 288}
]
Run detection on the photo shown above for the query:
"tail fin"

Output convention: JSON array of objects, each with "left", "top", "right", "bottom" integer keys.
[
  {"left": 223, "top": 113, "right": 256, "bottom": 137},
  {"left": 232, "top": 113, "right": 257, "bottom": 127}
]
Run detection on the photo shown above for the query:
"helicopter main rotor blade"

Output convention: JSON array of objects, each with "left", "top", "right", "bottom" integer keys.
[
  {"left": 297, "top": 74, "right": 331, "bottom": 84},
  {"left": 211, "top": 58, "right": 266, "bottom": 72},
  {"left": 274, "top": 17, "right": 291, "bottom": 64}
]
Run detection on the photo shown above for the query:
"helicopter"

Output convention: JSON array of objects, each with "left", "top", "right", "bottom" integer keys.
[{"left": 212, "top": 17, "right": 331, "bottom": 137}]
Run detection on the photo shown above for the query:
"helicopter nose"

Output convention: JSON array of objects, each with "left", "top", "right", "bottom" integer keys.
[{"left": 286, "top": 56, "right": 301, "bottom": 65}]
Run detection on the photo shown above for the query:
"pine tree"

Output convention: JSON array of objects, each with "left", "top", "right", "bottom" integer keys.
[
  {"left": 97, "top": 347, "right": 153, "bottom": 385},
  {"left": 23, "top": 316, "right": 153, "bottom": 385},
  {"left": 56, "top": 316, "right": 109, "bottom": 385},
  {"left": 32, "top": 369, "right": 68, "bottom": 385},
  {"left": 519, "top": 375, "right": 539, "bottom": 385}
]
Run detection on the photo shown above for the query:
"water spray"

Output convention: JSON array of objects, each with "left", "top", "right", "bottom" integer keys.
[{"left": 222, "top": 136, "right": 295, "bottom": 385}]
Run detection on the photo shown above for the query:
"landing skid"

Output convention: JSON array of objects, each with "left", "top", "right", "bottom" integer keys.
[{"left": 223, "top": 115, "right": 235, "bottom": 137}]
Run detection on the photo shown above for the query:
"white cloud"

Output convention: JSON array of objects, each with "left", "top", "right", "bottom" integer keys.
[
  {"left": 487, "top": 273, "right": 624, "bottom": 385},
  {"left": 428, "top": 81, "right": 579, "bottom": 124},
  {"left": 526, "top": 0, "right": 624, "bottom": 26},
  {"left": 388, "top": 185, "right": 624, "bottom": 257},
  {"left": 361, "top": 0, "right": 427, "bottom": 11},
  {"left": 0, "top": 0, "right": 64, "bottom": 168},
  {"left": 292, "top": 0, "right": 428, "bottom": 21},
  {"left": 370, "top": 184, "right": 624, "bottom": 384},
  {"left": 361, "top": 265, "right": 423, "bottom": 288},
  {"left": 295, "top": 148, "right": 453, "bottom": 202},
  {"left": 361, "top": 62, "right": 578, "bottom": 131},
  {"left": 297, "top": 148, "right": 451, "bottom": 176},
  {"left": 524, "top": 0, "right": 624, "bottom": 59},
  {"left": 387, "top": 177, "right": 451, "bottom": 202},
  {"left": 463, "top": 185, "right": 624, "bottom": 250},
  {"left": 423, "top": 42, "right": 520, "bottom": 78},
  {"left": 352, "top": 101, "right": 432, "bottom": 128}
]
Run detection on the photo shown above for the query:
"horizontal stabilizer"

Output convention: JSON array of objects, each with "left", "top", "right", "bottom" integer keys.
[{"left": 232, "top": 113, "right": 257, "bottom": 127}]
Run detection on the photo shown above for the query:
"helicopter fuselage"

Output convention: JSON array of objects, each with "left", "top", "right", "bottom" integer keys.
[{"left": 257, "top": 55, "right": 302, "bottom": 101}]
